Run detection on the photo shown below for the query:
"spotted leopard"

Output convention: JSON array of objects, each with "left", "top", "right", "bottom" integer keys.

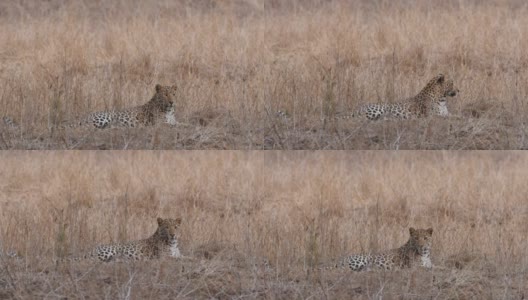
[
  {"left": 2, "top": 116, "right": 18, "bottom": 129},
  {"left": 62, "top": 84, "right": 178, "bottom": 129},
  {"left": 0, "top": 247, "right": 18, "bottom": 259},
  {"left": 342, "top": 74, "right": 458, "bottom": 120},
  {"left": 331, "top": 227, "right": 433, "bottom": 271},
  {"left": 65, "top": 217, "right": 182, "bottom": 262}
]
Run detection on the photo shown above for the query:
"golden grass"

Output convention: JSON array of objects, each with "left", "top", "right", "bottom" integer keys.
[
  {"left": 1, "top": 151, "right": 527, "bottom": 298},
  {"left": 0, "top": 1, "right": 265, "bottom": 150},
  {"left": 264, "top": 0, "right": 528, "bottom": 150},
  {"left": 1, "top": 0, "right": 528, "bottom": 149}
]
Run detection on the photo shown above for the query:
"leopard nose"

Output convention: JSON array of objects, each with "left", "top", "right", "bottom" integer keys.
[{"left": 447, "top": 90, "right": 458, "bottom": 97}]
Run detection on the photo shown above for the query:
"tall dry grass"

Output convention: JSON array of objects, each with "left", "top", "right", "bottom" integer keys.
[
  {"left": 263, "top": 0, "right": 528, "bottom": 150},
  {"left": 0, "top": 0, "right": 265, "bottom": 149},
  {"left": 1, "top": 0, "right": 528, "bottom": 149},
  {"left": 1, "top": 151, "right": 527, "bottom": 298}
]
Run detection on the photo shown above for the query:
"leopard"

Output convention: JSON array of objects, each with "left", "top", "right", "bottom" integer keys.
[
  {"left": 61, "top": 84, "right": 178, "bottom": 129},
  {"left": 0, "top": 246, "right": 18, "bottom": 259},
  {"left": 2, "top": 116, "right": 18, "bottom": 129},
  {"left": 65, "top": 217, "right": 183, "bottom": 262},
  {"left": 341, "top": 74, "right": 458, "bottom": 120},
  {"left": 275, "top": 110, "right": 290, "bottom": 119},
  {"left": 331, "top": 227, "right": 433, "bottom": 271}
]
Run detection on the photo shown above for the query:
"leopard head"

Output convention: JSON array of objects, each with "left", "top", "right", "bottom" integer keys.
[
  {"left": 419, "top": 74, "right": 448, "bottom": 100},
  {"left": 156, "top": 217, "right": 182, "bottom": 241},
  {"left": 414, "top": 74, "right": 458, "bottom": 117},
  {"left": 409, "top": 227, "right": 433, "bottom": 254},
  {"left": 443, "top": 79, "right": 459, "bottom": 97},
  {"left": 149, "top": 84, "right": 178, "bottom": 112}
]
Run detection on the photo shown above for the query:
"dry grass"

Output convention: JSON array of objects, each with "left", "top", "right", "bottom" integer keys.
[
  {"left": 0, "top": 0, "right": 265, "bottom": 149},
  {"left": 0, "top": 0, "right": 528, "bottom": 149},
  {"left": 262, "top": 0, "right": 528, "bottom": 150},
  {"left": 1, "top": 151, "right": 527, "bottom": 298}
]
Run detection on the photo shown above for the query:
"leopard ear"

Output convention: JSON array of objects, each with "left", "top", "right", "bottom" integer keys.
[
  {"left": 409, "top": 227, "right": 416, "bottom": 235},
  {"left": 427, "top": 228, "right": 433, "bottom": 235},
  {"left": 155, "top": 84, "right": 162, "bottom": 92},
  {"left": 157, "top": 217, "right": 164, "bottom": 226},
  {"left": 175, "top": 218, "right": 182, "bottom": 226},
  {"left": 436, "top": 74, "right": 445, "bottom": 83}
]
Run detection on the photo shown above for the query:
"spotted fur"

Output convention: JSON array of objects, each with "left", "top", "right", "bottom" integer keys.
[
  {"left": 62, "top": 84, "right": 178, "bottom": 129},
  {"left": 0, "top": 248, "right": 18, "bottom": 259},
  {"left": 333, "top": 227, "right": 433, "bottom": 271},
  {"left": 2, "top": 116, "right": 18, "bottom": 129},
  {"left": 275, "top": 110, "right": 290, "bottom": 119},
  {"left": 66, "top": 218, "right": 182, "bottom": 262},
  {"left": 343, "top": 74, "right": 458, "bottom": 120}
]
